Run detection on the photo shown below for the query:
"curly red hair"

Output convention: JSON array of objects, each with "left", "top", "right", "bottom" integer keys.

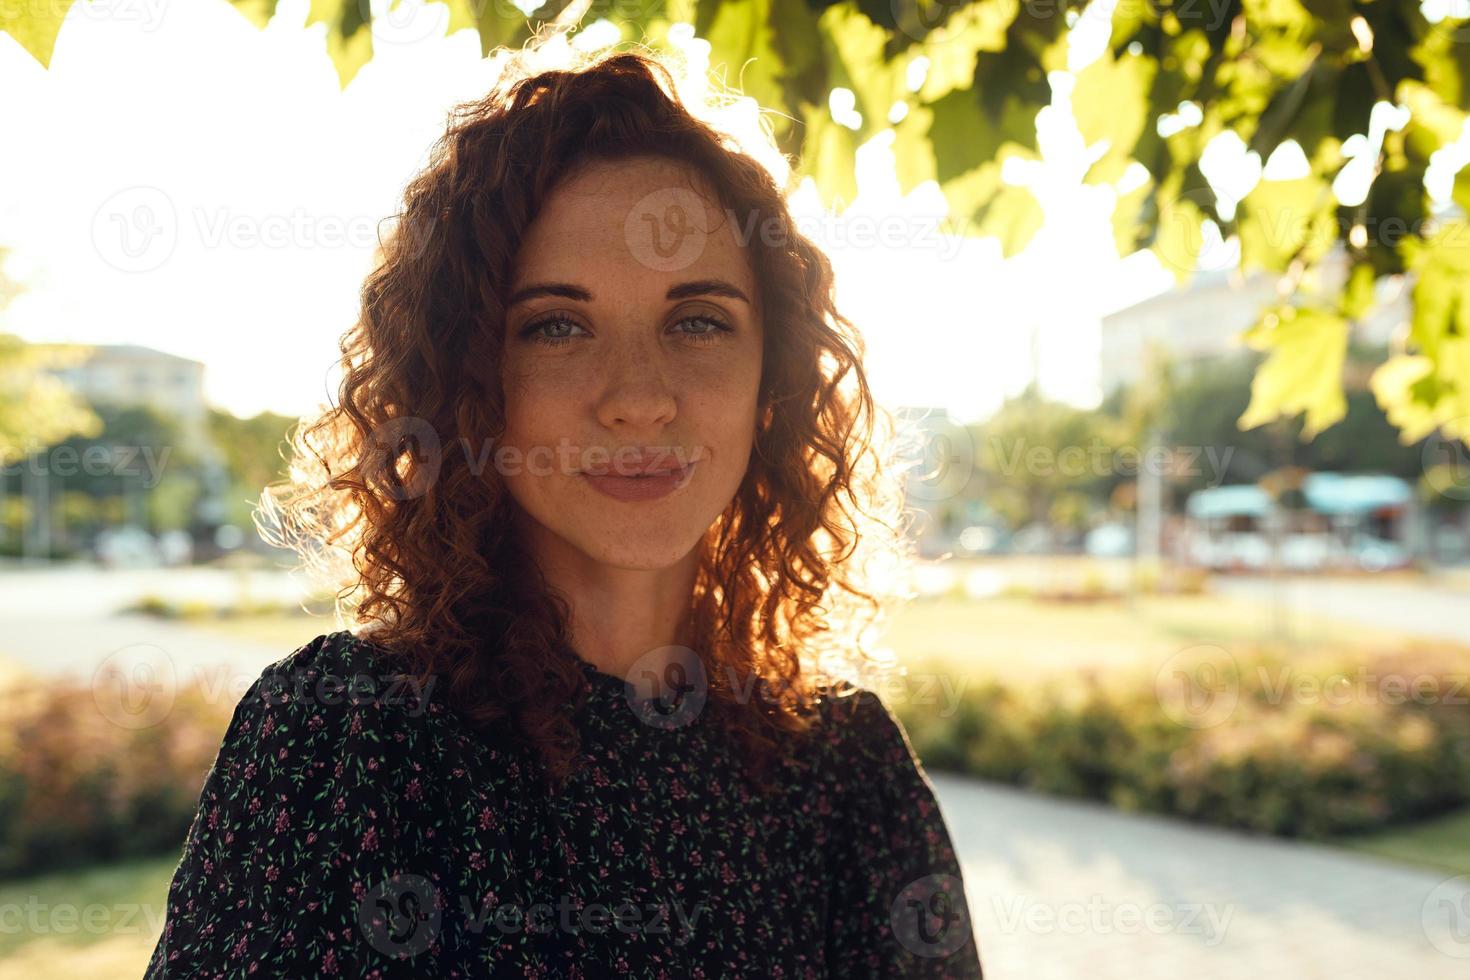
[{"left": 257, "top": 43, "right": 916, "bottom": 794}]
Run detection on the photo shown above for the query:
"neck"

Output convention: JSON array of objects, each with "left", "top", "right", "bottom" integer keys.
[{"left": 519, "top": 519, "right": 702, "bottom": 681}]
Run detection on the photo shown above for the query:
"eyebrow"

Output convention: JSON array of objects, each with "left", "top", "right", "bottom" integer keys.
[{"left": 506, "top": 278, "right": 752, "bottom": 308}]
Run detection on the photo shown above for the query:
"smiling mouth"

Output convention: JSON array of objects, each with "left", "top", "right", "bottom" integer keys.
[
  {"left": 580, "top": 462, "right": 697, "bottom": 501},
  {"left": 582, "top": 468, "right": 686, "bottom": 478}
]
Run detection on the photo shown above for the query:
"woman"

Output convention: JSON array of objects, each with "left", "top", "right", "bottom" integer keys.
[{"left": 146, "top": 45, "right": 982, "bottom": 979}]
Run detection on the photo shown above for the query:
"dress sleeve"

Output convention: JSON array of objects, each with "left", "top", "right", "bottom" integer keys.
[
  {"left": 143, "top": 633, "right": 448, "bottom": 980},
  {"left": 822, "top": 689, "right": 984, "bottom": 978}
]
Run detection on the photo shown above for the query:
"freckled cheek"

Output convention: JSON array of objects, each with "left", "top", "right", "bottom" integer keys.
[
  {"left": 499, "top": 362, "right": 580, "bottom": 450},
  {"left": 684, "top": 377, "right": 760, "bottom": 462}
]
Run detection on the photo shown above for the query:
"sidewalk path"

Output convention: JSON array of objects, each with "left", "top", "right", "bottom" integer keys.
[
  {"left": 0, "top": 566, "right": 313, "bottom": 690},
  {"left": 1209, "top": 574, "right": 1470, "bottom": 644},
  {"left": 930, "top": 774, "right": 1467, "bottom": 979},
  {"left": 0, "top": 612, "right": 295, "bottom": 692}
]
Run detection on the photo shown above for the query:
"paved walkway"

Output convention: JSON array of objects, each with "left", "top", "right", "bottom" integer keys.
[
  {"left": 0, "top": 565, "right": 312, "bottom": 690},
  {"left": 1210, "top": 573, "right": 1470, "bottom": 644},
  {"left": 931, "top": 774, "right": 1468, "bottom": 979}
]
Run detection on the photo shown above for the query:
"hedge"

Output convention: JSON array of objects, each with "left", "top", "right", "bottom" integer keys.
[{"left": 894, "top": 644, "right": 1470, "bottom": 838}]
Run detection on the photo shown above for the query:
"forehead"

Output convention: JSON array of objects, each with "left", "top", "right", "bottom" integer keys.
[{"left": 511, "top": 156, "right": 756, "bottom": 296}]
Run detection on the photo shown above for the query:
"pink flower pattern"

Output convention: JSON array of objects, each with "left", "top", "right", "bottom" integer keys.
[{"left": 145, "top": 630, "right": 981, "bottom": 978}]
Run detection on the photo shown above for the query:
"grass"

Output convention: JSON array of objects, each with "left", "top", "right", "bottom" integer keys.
[
  {"left": 183, "top": 608, "right": 340, "bottom": 650},
  {"left": 0, "top": 854, "right": 177, "bottom": 980},
  {"left": 1334, "top": 807, "right": 1470, "bottom": 877},
  {"left": 876, "top": 590, "right": 1423, "bottom": 688}
]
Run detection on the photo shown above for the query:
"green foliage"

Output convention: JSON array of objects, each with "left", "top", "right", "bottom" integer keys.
[
  {"left": 0, "top": 248, "right": 102, "bottom": 464},
  {"left": 205, "top": 407, "right": 296, "bottom": 495},
  {"left": 0, "top": 335, "right": 102, "bottom": 466},
  {"left": 1238, "top": 304, "right": 1349, "bottom": 439},
  {"left": 972, "top": 384, "right": 1132, "bottom": 524},
  {"left": 0, "top": 677, "right": 234, "bottom": 877},
  {"left": 896, "top": 643, "right": 1470, "bottom": 839},
  {"left": 1105, "top": 344, "right": 1432, "bottom": 497},
  {"left": 5, "top": 1, "right": 1469, "bottom": 447}
]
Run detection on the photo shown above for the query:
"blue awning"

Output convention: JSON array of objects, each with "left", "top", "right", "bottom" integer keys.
[
  {"left": 1186, "top": 485, "right": 1271, "bottom": 519},
  {"left": 1302, "top": 473, "right": 1412, "bottom": 515}
]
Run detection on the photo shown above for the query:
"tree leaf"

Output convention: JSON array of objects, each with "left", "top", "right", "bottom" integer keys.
[
  {"left": 308, "top": 0, "right": 373, "bottom": 87},
  {"left": 1339, "top": 259, "right": 1377, "bottom": 322},
  {"left": 1238, "top": 304, "right": 1349, "bottom": 438},
  {"left": 1403, "top": 219, "right": 1470, "bottom": 360},
  {"left": 1237, "top": 174, "right": 1336, "bottom": 274},
  {"left": 1, "top": 0, "right": 73, "bottom": 66},
  {"left": 1074, "top": 48, "right": 1156, "bottom": 186},
  {"left": 971, "top": 178, "right": 1043, "bottom": 257}
]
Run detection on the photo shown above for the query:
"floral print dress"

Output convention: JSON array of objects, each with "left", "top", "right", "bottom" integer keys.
[{"left": 145, "top": 630, "right": 983, "bottom": 978}]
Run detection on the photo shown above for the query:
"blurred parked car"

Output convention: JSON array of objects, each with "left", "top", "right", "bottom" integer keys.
[
  {"left": 1085, "top": 522, "right": 1134, "bottom": 558},
  {"left": 957, "top": 524, "right": 1008, "bottom": 555},
  {"left": 94, "top": 526, "right": 161, "bottom": 568},
  {"left": 1009, "top": 523, "right": 1058, "bottom": 555},
  {"left": 159, "top": 528, "right": 194, "bottom": 566}
]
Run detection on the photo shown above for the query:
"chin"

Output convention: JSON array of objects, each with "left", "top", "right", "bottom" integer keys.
[{"left": 570, "top": 521, "right": 708, "bottom": 570}]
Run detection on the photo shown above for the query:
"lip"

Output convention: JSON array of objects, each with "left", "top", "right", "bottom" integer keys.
[
  {"left": 581, "top": 462, "right": 696, "bottom": 502},
  {"left": 581, "top": 450, "right": 695, "bottom": 478}
]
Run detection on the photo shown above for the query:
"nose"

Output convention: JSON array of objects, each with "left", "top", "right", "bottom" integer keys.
[{"left": 593, "top": 340, "right": 677, "bottom": 430}]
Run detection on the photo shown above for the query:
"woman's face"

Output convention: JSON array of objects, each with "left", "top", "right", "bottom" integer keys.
[{"left": 499, "top": 156, "right": 764, "bottom": 571}]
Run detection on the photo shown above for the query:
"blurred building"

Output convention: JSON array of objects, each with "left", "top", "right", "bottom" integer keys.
[
  {"left": 16, "top": 342, "right": 233, "bottom": 564},
  {"left": 40, "top": 343, "right": 210, "bottom": 451},
  {"left": 1100, "top": 247, "right": 1408, "bottom": 395}
]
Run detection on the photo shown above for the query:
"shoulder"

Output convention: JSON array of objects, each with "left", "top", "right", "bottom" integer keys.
[
  {"left": 786, "top": 682, "right": 942, "bottom": 808},
  {"left": 216, "top": 629, "right": 448, "bottom": 788},
  {"left": 807, "top": 684, "right": 919, "bottom": 769},
  {"left": 255, "top": 627, "right": 418, "bottom": 692},
  {"left": 248, "top": 628, "right": 442, "bottom": 724},
  {"left": 147, "top": 631, "right": 462, "bottom": 976},
  {"left": 801, "top": 682, "right": 955, "bottom": 830}
]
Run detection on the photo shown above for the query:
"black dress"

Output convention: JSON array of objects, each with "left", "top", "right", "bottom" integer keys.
[{"left": 145, "top": 629, "right": 983, "bottom": 978}]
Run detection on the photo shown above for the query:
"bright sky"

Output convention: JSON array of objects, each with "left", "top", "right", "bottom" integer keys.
[{"left": 0, "top": 0, "right": 1181, "bottom": 423}]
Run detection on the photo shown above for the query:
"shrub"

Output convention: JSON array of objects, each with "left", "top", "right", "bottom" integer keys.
[
  {"left": 897, "top": 643, "right": 1470, "bottom": 839},
  {"left": 0, "top": 677, "right": 232, "bottom": 877}
]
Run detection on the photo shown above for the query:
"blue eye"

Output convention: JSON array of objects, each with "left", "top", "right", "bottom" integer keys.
[
  {"left": 517, "top": 312, "right": 733, "bottom": 347},
  {"left": 675, "top": 314, "right": 733, "bottom": 342},
  {"left": 520, "top": 315, "right": 585, "bottom": 346}
]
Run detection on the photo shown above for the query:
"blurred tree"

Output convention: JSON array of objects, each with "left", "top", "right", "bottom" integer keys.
[
  {"left": 49, "top": 404, "right": 197, "bottom": 536},
  {"left": 204, "top": 407, "right": 299, "bottom": 526},
  {"left": 0, "top": 248, "right": 100, "bottom": 465},
  {"left": 205, "top": 407, "right": 296, "bottom": 495},
  {"left": 6, "top": 0, "right": 1470, "bottom": 450},
  {"left": 974, "top": 384, "right": 1127, "bottom": 527}
]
